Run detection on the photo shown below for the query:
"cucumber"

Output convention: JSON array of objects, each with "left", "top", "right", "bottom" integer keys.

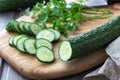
[
  {"left": 6, "top": 20, "right": 42, "bottom": 35},
  {"left": 18, "top": 21, "right": 26, "bottom": 33},
  {"left": 0, "top": 0, "right": 42, "bottom": 11},
  {"left": 36, "top": 46, "right": 54, "bottom": 63},
  {"left": 9, "top": 35, "right": 16, "bottom": 47},
  {"left": 49, "top": 29, "right": 60, "bottom": 41},
  {"left": 16, "top": 36, "right": 28, "bottom": 52},
  {"left": 36, "top": 29, "right": 55, "bottom": 42},
  {"left": 6, "top": 19, "right": 15, "bottom": 32},
  {"left": 6, "top": 19, "right": 21, "bottom": 33},
  {"left": 30, "top": 23, "right": 42, "bottom": 35},
  {"left": 12, "top": 35, "right": 25, "bottom": 47},
  {"left": 13, "top": 20, "right": 21, "bottom": 33},
  {"left": 24, "top": 39, "right": 36, "bottom": 55},
  {"left": 23, "top": 22, "right": 31, "bottom": 35},
  {"left": 35, "top": 38, "right": 53, "bottom": 50},
  {"left": 59, "top": 16, "right": 120, "bottom": 61}
]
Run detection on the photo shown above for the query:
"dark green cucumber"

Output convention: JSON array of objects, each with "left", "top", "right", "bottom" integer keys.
[
  {"left": 59, "top": 16, "right": 120, "bottom": 61},
  {"left": 36, "top": 46, "right": 54, "bottom": 63},
  {"left": 0, "top": 0, "right": 42, "bottom": 11}
]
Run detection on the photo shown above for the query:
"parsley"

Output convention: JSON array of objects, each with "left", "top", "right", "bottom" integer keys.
[{"left": 30, "top": 0, "right": 112, "bottom": 37}]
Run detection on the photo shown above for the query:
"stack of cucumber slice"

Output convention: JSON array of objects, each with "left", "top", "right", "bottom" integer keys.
[
  {"left": 36, "top": 29, "right": 60, "bottom": 42},
  {"left": 9, "top": 35, "right": 55, "bottom": 63},
  {"left": 6, "top": 19, "right": 42, "bottom": 35},
  {"left": 7, "top": 19, "right": 61, "bottom": 63}
]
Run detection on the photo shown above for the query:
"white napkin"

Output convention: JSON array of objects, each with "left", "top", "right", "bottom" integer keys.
[{"left": 84, "top": 36, "right": 120, "bottom": 80}]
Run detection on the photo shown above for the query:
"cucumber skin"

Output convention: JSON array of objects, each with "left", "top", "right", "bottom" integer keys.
[
  {"left": 67, "top": 16, "right": 120, "bottom": 60},
  {"left": 0, "top": 0, "right": 42, "bottom": 11}
]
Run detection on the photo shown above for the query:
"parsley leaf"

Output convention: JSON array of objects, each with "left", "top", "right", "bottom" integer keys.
[{"left": 30, "top": 0, "right": 112, "bottom": 37}]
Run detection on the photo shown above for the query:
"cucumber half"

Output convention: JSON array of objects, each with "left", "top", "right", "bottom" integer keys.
[
  {"left": 59, "top": 16, "right": 120, "bottom": 61},
  {"left": 59, "top": 41, "right": 72, "bottom": 61},
  {"left": 36, "top": 46, "right": 54, "bottom": 63}
]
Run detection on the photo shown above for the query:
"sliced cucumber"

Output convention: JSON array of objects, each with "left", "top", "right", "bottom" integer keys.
[
  {"left": 13, "top": 20, "right": 21, "bottom": 33},
  {"left": 8, "top": 35, "right": 16, "bottom": 47},
  {"left": 24, "top": 39, "right": 36, "bottom": 55},
  {"left": 18, "top": 21, "right": 26, "bottom": 33},
  {"left": 59, "top": 41, "right": 72, "bottom": 61},
  {"left": 36, "top": 29, "right": 55, "bottom": 42},
  {"left": 36, "top": 46, "right": 54, "bottom": 63},
  {"left": 6, "top": 19, "right": 15, "bottom": 32},
  {"left": 30, "top": 23, "right": 42, "bottom": 35},
  {"left": 49, "top": 29, "right": 60, "bottom": 41},
  {"left": 12, "top": 35, "right": 25, "bottom": 47},
  {"left": 16, "top": 36, "right": 28, "bottom": 52},
  {"left": 35, "top": 38, "right": 52, "bottom": 50},
  {"left": 23, "top": 22, "right": 32, "bottom": 35}
]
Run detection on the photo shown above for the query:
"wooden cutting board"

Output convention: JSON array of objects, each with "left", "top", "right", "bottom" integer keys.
[{"left": 0, "top": 3, "right": 120, "bottom": 80}]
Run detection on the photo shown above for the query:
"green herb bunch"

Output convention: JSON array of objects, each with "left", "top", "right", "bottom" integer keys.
[{"left": 30, "top": 0, "right": 112, "bottom": 37}]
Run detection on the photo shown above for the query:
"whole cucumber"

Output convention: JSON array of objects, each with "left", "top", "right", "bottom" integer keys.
[
  {"left": 0, "top": 0, "right": 47, "bottom": 11},
  {"left": 59, "top": 16, "right": 120, "bottom": 61}
]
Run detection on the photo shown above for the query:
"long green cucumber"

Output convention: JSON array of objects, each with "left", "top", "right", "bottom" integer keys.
[
  {"left": 59, "top": 16, "right": 120, "bottom": 61},
  {"left": 0, "top": 0, "right": 42, "bottom": 11}
]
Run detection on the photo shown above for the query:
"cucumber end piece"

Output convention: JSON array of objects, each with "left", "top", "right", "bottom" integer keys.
[{"left": 59, "top": 41, "right": 72, "bottom": 61}]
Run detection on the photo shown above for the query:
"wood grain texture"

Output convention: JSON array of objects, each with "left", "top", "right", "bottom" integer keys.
[{"left": 0, "top": 4, "right": 120, "bottom": 80}]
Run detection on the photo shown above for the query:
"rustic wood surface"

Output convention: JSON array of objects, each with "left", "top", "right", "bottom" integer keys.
[{"left": 0, "top": 3, "right": 120, "bottom": 80}]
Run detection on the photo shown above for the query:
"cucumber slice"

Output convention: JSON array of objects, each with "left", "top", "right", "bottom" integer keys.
[
  {"left": 24, "top": 39, "right": 36, "bottom": 55},
  {"left": 6, "top": 19, "right": 15, "bottom": 32},
  {"left": 8, "top": 35, "right": 16, "bottom": 47},
  {"left": 12, "top": 35, "right": 25, "bottom": 47},
  {"left": 59, "top": 41, "right": 72, "bottom": 61},
  {"left": 30, "top": 23, "right": 42, "bottom": 35},
  {"left": 36, "top": 29, "right": 55, "bottom": 42},
  {"left": 36, "top": 46, "right": 54, "bottom": 63},
  {"left": 49, "top": 29, "right": 60, "bottom": 41},
  {"left": 16, "top": 36, "right": 28, "bottom": 52},
  {"left": 23, "top": 22, "right": 32, "bottom": 35},
  {"left": 35, "top": 38, "right": 52, "bottom": 50},
  {"left": 18, "top": 21, "right": 26, "bottom": 33},
  {"left": 13, "top": 20, "right": 21, "bottom": 33}
]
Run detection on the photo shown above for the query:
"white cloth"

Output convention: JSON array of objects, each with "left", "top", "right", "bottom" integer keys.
[{"left": 84, "top": 36, "right": 120, "bottom": 80}]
